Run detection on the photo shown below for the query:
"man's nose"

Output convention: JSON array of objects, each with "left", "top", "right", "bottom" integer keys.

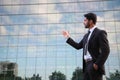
[{"left": 83, "top": 22, "right": 85, "bottom": 25}]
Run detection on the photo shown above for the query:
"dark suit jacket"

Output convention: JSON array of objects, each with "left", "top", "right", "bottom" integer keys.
[{"left": 66, "top": 28, "right": 110, "bottom": 74}]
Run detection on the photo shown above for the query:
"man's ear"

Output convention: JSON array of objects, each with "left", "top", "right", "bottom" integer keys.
[{"left": 89, "top": 20, "right": 93, "bottom": 24}]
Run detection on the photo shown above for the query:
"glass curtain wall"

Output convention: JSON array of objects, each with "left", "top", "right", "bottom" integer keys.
[{"left": 0, "top": 0, "right": 120, "bottom": 80}]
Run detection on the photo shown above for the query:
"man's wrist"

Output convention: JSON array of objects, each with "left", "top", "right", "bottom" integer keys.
[{"left": 65, "top": 37, "right": 70, "bottom": 41}]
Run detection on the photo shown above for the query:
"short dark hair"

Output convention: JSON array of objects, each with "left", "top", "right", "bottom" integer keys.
[{"left": 84, "top": 13, "right": 97, "bottom": 24}]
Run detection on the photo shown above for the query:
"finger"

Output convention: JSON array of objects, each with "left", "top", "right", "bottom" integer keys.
[{"left": 62, "top": 31, "right": 67, "bottom": 35}]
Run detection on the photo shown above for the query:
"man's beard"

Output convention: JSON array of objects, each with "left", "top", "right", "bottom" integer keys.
[{"left": 85, "top": 23, "right": 90, "bottom": 28}]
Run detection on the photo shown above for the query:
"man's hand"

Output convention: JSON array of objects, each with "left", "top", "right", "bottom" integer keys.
[
  {"left": 93, "top": 63, "right": 98, "bottom": 70},
  {"left": 62, "top": 31, "right": 70, "bottom": 38}
]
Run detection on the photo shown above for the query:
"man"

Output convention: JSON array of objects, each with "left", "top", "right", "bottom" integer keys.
[{"left": 62, "top": 13, "right": 110, "bottom": 80}]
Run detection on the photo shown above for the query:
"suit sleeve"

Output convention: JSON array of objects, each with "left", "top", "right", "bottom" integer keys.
[
  {"left": 95, "top": 30, "right": 110, "bottom": 67},
  {"left": 66, "top": 37, "right": 83, "bottom": 50}
]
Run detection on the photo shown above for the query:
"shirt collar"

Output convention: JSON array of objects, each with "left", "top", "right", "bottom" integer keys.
[{"left": 89, "top": 26, "right": 97, "bottom": 33}]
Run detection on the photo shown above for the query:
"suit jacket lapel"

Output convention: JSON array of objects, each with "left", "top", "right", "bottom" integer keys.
[{"left": 89, "top": 28, "right": 98, "bottom": 43}]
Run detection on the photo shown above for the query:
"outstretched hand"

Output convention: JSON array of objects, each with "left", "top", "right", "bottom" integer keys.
[{"left": 62, "top": 31, "right": 70, "bottom": 38}]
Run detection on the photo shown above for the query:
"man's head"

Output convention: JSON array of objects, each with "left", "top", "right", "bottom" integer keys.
[{"left": 83, "top": 13, "right": 97, "bottom": 28}]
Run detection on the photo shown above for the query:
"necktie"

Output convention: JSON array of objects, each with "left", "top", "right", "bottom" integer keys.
[{"left": 84, "top": 31, "right": 90, "bottom": 55}]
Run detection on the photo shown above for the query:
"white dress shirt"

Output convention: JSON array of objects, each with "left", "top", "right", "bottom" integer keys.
[{"left": 84, "top": 26, "right": 97, "bottom": 60}]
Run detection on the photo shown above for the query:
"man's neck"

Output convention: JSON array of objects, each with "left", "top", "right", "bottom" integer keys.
[{"left": 89, "top": 24, "right": 95, "bottom": 29}]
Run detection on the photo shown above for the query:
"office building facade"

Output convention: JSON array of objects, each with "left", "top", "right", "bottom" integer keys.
[{"left": 0, "top": 0, "right": 120, "bottom": 80}]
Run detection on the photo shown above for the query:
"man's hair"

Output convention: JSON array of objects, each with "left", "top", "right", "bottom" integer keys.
[{"left": 84, "top": 13, "right": 97, "bottom": 24}]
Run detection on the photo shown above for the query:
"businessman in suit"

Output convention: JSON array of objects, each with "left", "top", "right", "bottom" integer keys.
[{"left": 62, "top": 13, "right": 110, "bottom": 80}]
